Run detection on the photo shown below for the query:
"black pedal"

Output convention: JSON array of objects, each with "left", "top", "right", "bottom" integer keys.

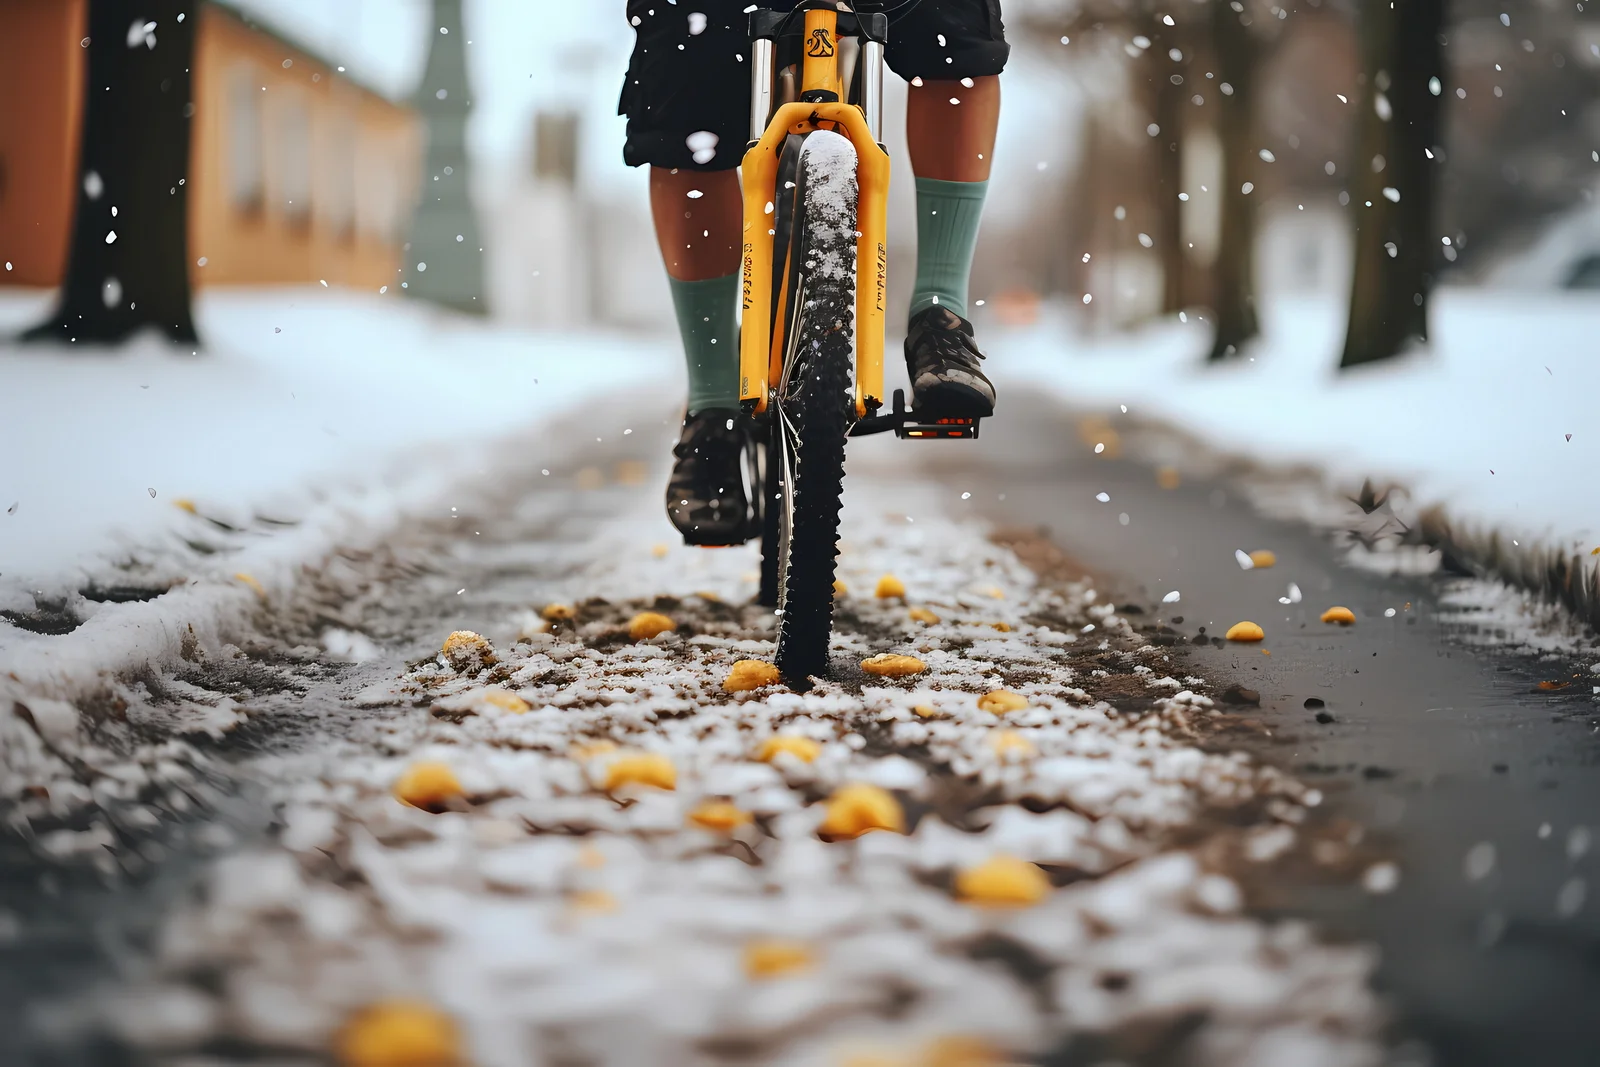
[
  {"left": 849, "top": 389, "right": 981, "bottom": 439},
  {"left": 898, "top": 415, "right": 979, "bottom": 440}
]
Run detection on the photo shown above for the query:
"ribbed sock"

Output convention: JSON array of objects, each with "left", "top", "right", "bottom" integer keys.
[
  {"left": 910, "top": 176, "right": 989, "bottom": 319},
  {"left": 668, "top": 273, "right": 741, "bottom": 414}
]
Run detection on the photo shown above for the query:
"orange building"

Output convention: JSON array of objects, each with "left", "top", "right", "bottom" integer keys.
[{"left": 0, "top": 0, "right": 421, "bottom": 292}]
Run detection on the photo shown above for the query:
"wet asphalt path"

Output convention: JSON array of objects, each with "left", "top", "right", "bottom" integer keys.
[{"left": 905, "top": 391, "right": 1600, "bottom": 1067}]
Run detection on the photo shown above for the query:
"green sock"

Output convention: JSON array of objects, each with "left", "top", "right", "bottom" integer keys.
[
  {"left": 910, "top": 176, "right": 989, "bottom": 319},
  {"left": 668, "top": 273, "right": 741, "bottom": 414}
]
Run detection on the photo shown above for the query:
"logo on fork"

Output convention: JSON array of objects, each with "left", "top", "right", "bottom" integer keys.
[{"left": 805, "top": 28, "right": 835, "bottom": 58}]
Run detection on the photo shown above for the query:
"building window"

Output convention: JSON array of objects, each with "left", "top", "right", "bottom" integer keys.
[
  {"left": 228, "top": 67, "right": 263, "bottom": 214},
  {"left": 276, "top": 94, "right": 312, "bottom": 229}
]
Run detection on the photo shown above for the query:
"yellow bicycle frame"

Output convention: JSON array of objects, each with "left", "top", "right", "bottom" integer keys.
[{"left": 739, "top": 9, "right": 888, "bottom": 420}]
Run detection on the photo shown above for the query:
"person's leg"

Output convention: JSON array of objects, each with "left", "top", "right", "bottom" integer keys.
[
  {"left": 887, "top": 1, "right": 1010, "bottom": 417},
  {"left": 905, "top": 75, "right": 1000, "bottom": 319},
  {"left": 620, "top": 0, "right": 755, "bottom": 544},
  {"left": 649, "top": 166, "right": 742, "bottom": 414}
]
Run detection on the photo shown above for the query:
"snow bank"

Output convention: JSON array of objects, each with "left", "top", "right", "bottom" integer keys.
[
  {"left": 0, "top": 289, "right": 673, "bottom": 695},
  {"left": 995, "top": 289, "right": 1600, "bottom": 623}
]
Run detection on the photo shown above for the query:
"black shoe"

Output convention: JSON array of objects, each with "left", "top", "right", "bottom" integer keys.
[
  {"left": 666, "top": 409, "right": 754, "bottom": 546},
  {"left": 903, "top": 306, "right": 996, "bottom": 418}
]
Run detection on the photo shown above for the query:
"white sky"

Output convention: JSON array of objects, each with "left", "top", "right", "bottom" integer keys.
[{"left": 226, "top": 0, "right": 638, "bottom": 188}]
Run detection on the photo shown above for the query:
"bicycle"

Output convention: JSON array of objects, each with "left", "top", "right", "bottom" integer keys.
[{"left": 739, "top": 1, "right": 984, "bottom": 684}]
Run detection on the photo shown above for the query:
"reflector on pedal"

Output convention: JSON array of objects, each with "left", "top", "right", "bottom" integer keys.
[{"left": 900, "top": 415, "right": 978, "bottom": 440}]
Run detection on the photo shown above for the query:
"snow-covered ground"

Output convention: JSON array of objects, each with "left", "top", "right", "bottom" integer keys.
[
  {"left": 994, "top": 289, "right": 1600, "bottom": 605},
  {"left": 0, "top": 290, "right": 674, "bottom": 696},
  {"left": 38, "top": 475, "right": 1381, "bottom": 1066}
]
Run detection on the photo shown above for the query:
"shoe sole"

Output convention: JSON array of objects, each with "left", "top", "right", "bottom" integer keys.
[{"left": 914, "top": 381, "right": 995, "bottom": 420}]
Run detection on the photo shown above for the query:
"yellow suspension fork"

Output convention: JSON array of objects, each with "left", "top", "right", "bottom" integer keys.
[{"left": 740, "top": 9, "right": 888, "bottom": 420}]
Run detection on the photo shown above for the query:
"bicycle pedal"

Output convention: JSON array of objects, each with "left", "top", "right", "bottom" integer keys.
[{"left": 897, "top": 416, "right": 980, "bottom": 440}]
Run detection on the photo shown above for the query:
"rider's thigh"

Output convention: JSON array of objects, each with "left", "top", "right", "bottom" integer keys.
[
  {"left": 885, "top": 0, "right": 1010, "bottom": 81},
  {"left": 619, "top": 1, "right": 752, "bottom": 173}
]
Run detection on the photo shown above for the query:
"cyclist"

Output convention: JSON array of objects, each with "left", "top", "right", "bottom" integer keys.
[{"left": 621, "top": 1, "right": 1007, "bottom": 544}]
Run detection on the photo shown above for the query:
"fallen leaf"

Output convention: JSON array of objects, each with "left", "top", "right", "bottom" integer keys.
[
  {"left": 817, "top": 783, "right": 905, "bottom": 839},
  {"left": 480, "top": 689, "right": 529, "bottom": 713},
  {"left": 875, "top": 574, "right": 906, "bottom": 599},
  {"left": 743, "top": 939, "right": 814, "bottom": 979},
  {"left": 756, "top": 734, "right": 821, "bottom": 763},
  {"left": 393, "top": 762, "right": 463, "bottom": 813},
  {"left": 627, "top": 611, "right": 677, "bottom": 640},
  {"left": 1537, "top": 680, "right": 1570, "bottom": 691},
  {"left": 440, "top": 630, "right": 495, "bottom": 672},
  {"left": 234, "top": 572, "right": 266, "bottom": 599},
  {"left": 688, "top": 801, "right": 752, "bottom": 832},
  {"left": 912, "top": 704, "right": 941, "bottom": 718},
  {"left": 987, "top": 729, "right": 1036, "bottom": 759},
  {"left": 908, "top": 607, "right": 940, "bottom": 624},
  {"left": 173, "top": 498, "right": 197, "bottom": 514},
  {"left": 651, "top": 543, "right": 669, "bottom": 559},
  {"left": 540, "top": 602, "right": 576, "bottom": 621},
  {"left": 335, "top": 1000, "right": 462, "bottom": 1067},
  {"left": 568, "top": 889, "right": 618, "bottom": 913},
  {"left": 1248, "top": 549, "right": 1277, "bottom": 568},
  {"left": 862, "top": 653, "right": 926, "bottom": 677},
  {"left": 1225, "top": 621, "right": 1265, "bottom": 642},
  {"left": 988, "top": 621, "right": 1012, "bottom": 632},
  {"left": 723, "top": 659, "right": 780, "bottom": 692},
  {"left": 954, "top": 854, "right": 1051, "bottom": 907},
  {"left": 602, "top": 751, "right": 676, "bottom": 791},
  {"left": 977, "top": 690, "right": 1028, "bottom": 714},
  {"left": 1156, "top": 466, "right": 1181, "bottom": 490},
  {"left": 1320, "top": 606, "right": 1356, "bottom": 625}
]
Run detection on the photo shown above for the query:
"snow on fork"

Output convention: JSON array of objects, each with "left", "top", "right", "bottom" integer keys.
[{"left": 76, "top": 497, "right": 1381, "bottom": 1065}]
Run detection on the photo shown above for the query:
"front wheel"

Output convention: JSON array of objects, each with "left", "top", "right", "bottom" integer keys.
[{"left": 766, "top": 131, "right": 859, "bottom": 684}]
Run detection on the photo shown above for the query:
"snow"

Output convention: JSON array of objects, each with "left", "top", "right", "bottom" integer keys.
[
  {"left": 996, "top": 288, "right": 1600, "bottom": 590},
  {"left": 0, "top": 289, "right": 671, "bottom": 697},
  {"left": 46, "top": 482, "right": 1380, "bottom": 1065}
]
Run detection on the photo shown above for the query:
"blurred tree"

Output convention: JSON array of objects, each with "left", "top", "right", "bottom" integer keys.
[
  {"left": 24, "top": 1, "right": 197, "bottom": 345},
  {"left": 1340, "top": 0, "right": 1447, "bottom": 368},
  {"left": 402, "top": 0, "right": 487, "bottom": 315},
  {"left": 1206, "top": 0, "right": 1262, "bottom": 362}
]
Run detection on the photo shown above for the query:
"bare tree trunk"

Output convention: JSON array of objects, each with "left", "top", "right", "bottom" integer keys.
[
  {"left": 1207, "top": 0, "right": 1260, "bottom": 362},
  {"left": 24, "top": 0, "right": 197, "bottom": 345},
  {"left": 1155, "top": 62, "right": 1187, "bottom": 313},
  {"left": 1340, "top": 0, "right": 1447, "bottom": 368}
]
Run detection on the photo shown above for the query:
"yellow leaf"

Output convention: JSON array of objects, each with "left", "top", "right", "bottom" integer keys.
[
  {"left": 908, "top": 607, "right": 940, "bottom": 624},
  {"left": 817, "top": 783, "right": 904, "bottom": 840},
  {"left": 875, "top": 574, "right": 906, "bottom": 599},
  {"left": 481, "top": 689, "right": 529, "bottom": 713},
  {"left": 861, "top": 653, "right": 926, "bottom": 677},
  {"left": 334, "top": 1000, "right": 462, "bottom": 1067},
  {"left": 954, "top": 854, "right": 1051, "bottom": 908},
  {"left": 987, "top": 729, "right": 1035, "bottom": 760},
  {"left": 569, "top": 889, "right": 618, "bottom": 913},
  {"left": 440, "top": 630, "right": 495, "bottom": 671},
  {"left": 602, "top": 752, "right": 677, "bottom": 792},
  {"left": 756, "top": 735, "right": 821, "bottom": 764},
  {"left": 540, "top": 603, "right": 576, "bottom": 621},
  {"left": 977, "top": 690, "right": 1028, "bottom": 714},
  {"left": 569, "top": 739, "right": 617, "bottom": 761},
  {"left": 688, "top": 800, "right": 752, "bottom": 832},
  {"left": 651, "top": 543, "right": 670, "bottom": 559},
  {"left": 1156, "top": 466, "right": 1181, "bottom": 490},
  {"left": 393, "top": 762, "right": 463, "bottom": 813},
  {"left": 989, "top": 622, "right": 1012, "bottom": 632},
  {"left": 833, "top": 579, "right": 849, "bottom": 597},
  {"left": 234, "top": 572, "right": 266, "bottom": 598},
  {"left": 724, "top": 659, "right": 781, "bottom": 692},
  {"left": 912, "top": 704, "right": 941, "bottom": 718},
  {"left": 1320, "top": 606, "right": 1356, "bottom": 625},
  {"left": 743, "top": 939, "right": 814, "bottom": 979},
  {"left": 1248, "top": 549, "right": 1277, "bottom": 568},
  {"left": 173, "top": 497, "right": 197, "bottom": 514},
  {"left": 1225, "top": 621, "right": 1265, "bottom": 642},
  {"left": 627, "top": 611, "right": 677, "bottom": 640}
]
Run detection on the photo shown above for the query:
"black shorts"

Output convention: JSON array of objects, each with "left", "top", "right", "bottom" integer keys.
[{"left": 619, "top": 1, "right": 1009, "bottom": 172}]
